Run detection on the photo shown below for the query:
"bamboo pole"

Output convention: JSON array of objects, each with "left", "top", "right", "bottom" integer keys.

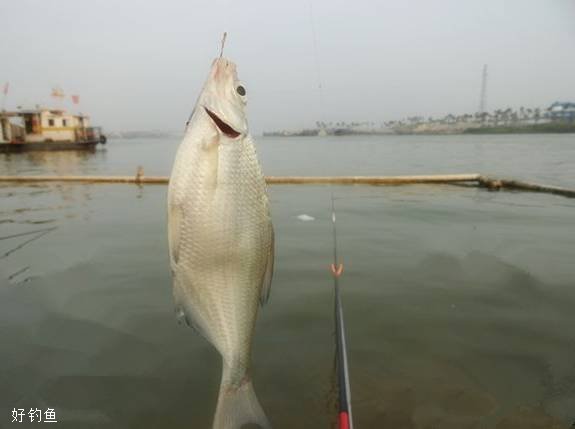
[
  {"left": 0, "top": 174, "right": 480, "bottom": 185},
  {"left": 0, "top": 173, "right": 574, "bottom": 198},
  {"left": 0, "top": 175, "right": 169, "bottom": 184},
  {"left": 265, "top": 174, "right": 481, "bottom": 184}
]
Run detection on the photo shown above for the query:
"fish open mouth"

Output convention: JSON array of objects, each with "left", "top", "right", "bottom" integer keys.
[{"left": 204, "top": 107, "right": 240, "bottom": 138}]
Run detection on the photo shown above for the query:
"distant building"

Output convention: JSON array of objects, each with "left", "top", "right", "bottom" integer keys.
[
  {"left": 548, "top": 102, "right": 575, "bottom": 122},
  {"left": 0, "top": 108, "right": 104, "bottom": 144}
]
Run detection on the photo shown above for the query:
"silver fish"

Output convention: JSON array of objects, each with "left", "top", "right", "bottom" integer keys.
[{"left": 167, "top": 56, "right": 274, "bottom": 429}]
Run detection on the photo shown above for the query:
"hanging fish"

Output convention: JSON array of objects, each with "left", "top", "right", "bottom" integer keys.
[{"left": 167, "top": 47, "right": 274, "bottom": 429}]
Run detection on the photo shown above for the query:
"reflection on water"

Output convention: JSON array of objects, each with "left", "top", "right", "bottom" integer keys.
[
  {"left": 1, "top": 148, "right": 107, "bottom": 176},
  {"left": 0, "top": 178, "right": 96, "bottom": 284},
  {"left": 0, "top": 137, "right": 574, "bottom": 428}
]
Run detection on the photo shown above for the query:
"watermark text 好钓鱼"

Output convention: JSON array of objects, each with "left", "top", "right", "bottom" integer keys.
[{"left": 11, "top": 408, "right": 57, "bottom": 423}]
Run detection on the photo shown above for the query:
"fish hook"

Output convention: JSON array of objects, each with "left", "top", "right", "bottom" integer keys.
[{"left": 219, "top": 32, "right": 227, "bottom": 58}]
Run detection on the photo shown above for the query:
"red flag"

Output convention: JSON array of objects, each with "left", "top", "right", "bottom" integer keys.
[
  {"left": 71, "top": 95, "right": 80, "bottom": 104},
  {"left": 2, "top": 82, "right": 8, "bottom": 95}
]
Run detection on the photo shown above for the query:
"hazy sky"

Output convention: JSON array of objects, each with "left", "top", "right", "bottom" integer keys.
[{"left": 1, "top": 0, "right": 574, "bottom": 134}]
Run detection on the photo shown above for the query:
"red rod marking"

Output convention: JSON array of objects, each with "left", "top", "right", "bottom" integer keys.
[{"left": 338, "top": 411, "right": 350, "bottom": 429}]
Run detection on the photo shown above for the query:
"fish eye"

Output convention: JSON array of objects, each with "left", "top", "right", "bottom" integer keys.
[{"left": 236, "top": 85, "right": 246, "bottom": 96}]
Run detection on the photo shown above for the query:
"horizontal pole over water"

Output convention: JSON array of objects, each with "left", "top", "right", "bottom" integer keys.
[
  {"left": 0, "top": 174, "right": 480, "bottom": 185},
  {"left": 0, "top": 174, "right": 574, "bottom": 198},
  {"left": 477, "top": 176, "right": 575, "bottom": 198},
  {"left": 266, "top": 174, "right": 481, "bottom": 184},
  {"left": 0, "top": 175, "right": 170, "bottom": 184}
]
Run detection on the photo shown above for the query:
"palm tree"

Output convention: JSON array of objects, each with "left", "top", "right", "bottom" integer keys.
[
  {"left": 494, "top": 109, "right": 502, "bottom": 126},
  {"left": 502, "top": 108, "right": 512, "bottom": 125}
]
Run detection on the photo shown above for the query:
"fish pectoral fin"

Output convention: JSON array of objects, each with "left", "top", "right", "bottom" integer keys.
[
  {"left": 260, "top": 227, "right": 275, "bottom": 306},
  {"left": 168, "top": 203, "right": 183, "bottom": 265}
]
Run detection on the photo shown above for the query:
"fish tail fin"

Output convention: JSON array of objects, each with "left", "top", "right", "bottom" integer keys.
[{"left": 213, "top": 376, "right": 271, "bottom": 429}]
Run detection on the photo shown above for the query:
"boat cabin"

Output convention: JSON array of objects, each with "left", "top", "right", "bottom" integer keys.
[{"left": 0, "top": 109, "right": 104, "bottom": 144}]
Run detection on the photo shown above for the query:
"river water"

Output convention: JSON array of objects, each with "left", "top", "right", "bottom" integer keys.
[{"left": 1, "top": 134, "right": 574, "bottom": 428}]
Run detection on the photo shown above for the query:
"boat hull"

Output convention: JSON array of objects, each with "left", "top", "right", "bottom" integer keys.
[{"left": 0, "top": 141, "right": 101, "bottom": 153}]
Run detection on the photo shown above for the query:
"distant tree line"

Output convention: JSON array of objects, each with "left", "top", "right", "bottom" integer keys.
[{"left": 315, "top": 105, "right": 567, "bottom": 130}]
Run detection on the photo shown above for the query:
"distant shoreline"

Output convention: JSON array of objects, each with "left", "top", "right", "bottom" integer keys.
[
  {"left": 463, "top": 123, "right": 575, "bottom": 134},
  {"left": 264, "top": 122, "right": 575, "bottom": 137}
]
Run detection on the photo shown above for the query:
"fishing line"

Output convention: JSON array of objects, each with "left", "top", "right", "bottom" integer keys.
[
  {"left": 185, "top": 32, "right": 228, "bottom": 129},
  {"left": 219, "top": 32, "right": 227, "bottom": 58},
  {"left": 308, "top": 0, "right": 325, "bottom": 127},
  {"left": 330, "top": 194, "right": 354, "bottom": 429},
  {"left": 308, "top": 3, "right": 353, "bottom": 426}
]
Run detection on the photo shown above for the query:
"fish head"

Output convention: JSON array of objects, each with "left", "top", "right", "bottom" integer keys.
[{"left": 196, "top": 57, "right": 249, "bottom": 141}]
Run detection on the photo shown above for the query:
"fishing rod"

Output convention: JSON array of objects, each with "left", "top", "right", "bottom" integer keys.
[{"left": 330, "top": 195, "right": 354, "bottom": 429}]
